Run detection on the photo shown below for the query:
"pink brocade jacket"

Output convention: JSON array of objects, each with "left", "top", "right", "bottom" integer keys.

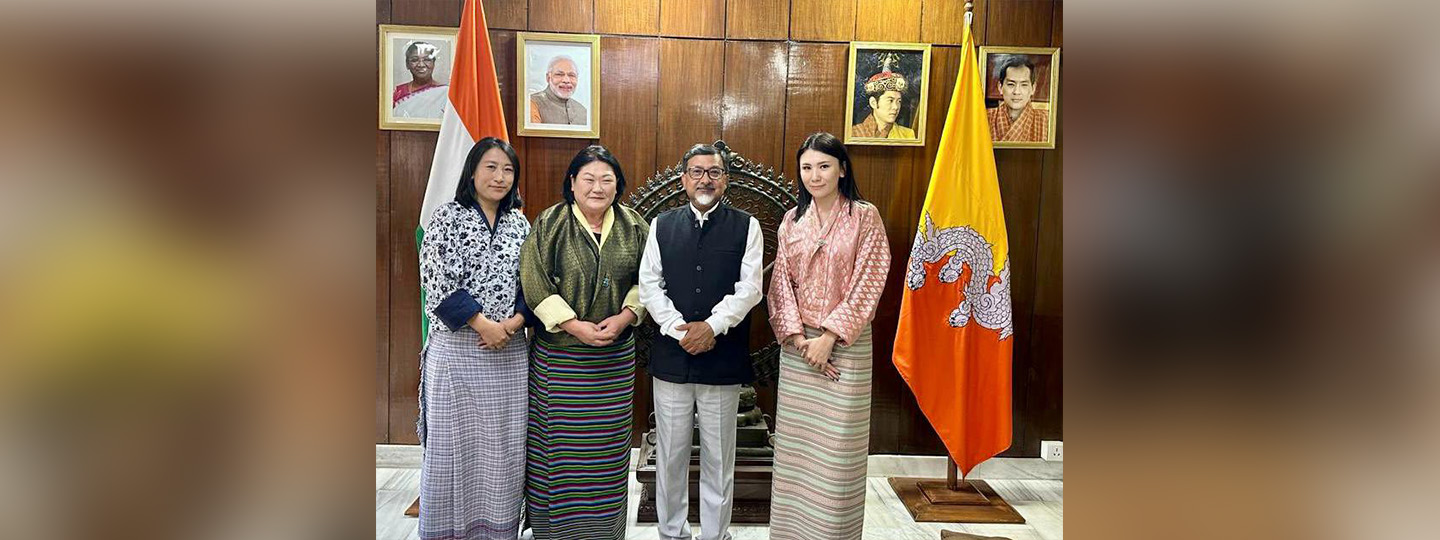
[{"left": 768, "top": 200, "right": 891, "bottom": 346}]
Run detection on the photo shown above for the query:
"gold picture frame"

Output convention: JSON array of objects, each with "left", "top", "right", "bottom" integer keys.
[
  {"left": 978, "top": 45, "right": 1060, "bottom": 149},
  {"left": 517, "top": 32, "right": 601, "bottom": 139},
  {"left": 844, "top": 41, "right": 931, "bottom": 147},
  {"left": 378, "top": 24, "right": 459, "bottom": 132}
]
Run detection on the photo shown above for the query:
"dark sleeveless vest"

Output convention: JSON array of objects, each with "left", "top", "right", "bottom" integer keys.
[{"left": 647, "top": 204, "right": 755, "bottom": 385}]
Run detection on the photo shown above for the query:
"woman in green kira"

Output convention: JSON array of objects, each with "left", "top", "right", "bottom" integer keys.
[{"left": 518, "top": 144, "right": 649, "bottom": 540}]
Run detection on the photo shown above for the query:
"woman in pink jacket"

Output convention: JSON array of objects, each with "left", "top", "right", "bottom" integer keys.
[{"left": 767, "top": 132, "right": 891, "bottom": 540}]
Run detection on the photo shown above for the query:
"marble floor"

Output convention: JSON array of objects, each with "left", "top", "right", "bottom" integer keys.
[{"left": 376, "top": 445, "right": 1062, "bottom": 540}]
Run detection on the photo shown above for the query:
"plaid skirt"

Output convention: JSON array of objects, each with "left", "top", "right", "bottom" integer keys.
[{"left": 418, "top": 328, "right": 529, "bottom": 540}]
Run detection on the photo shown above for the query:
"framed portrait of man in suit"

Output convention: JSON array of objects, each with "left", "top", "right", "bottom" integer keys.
[{"left": 517, "top": 32, "right": 601, "bottom": 139}]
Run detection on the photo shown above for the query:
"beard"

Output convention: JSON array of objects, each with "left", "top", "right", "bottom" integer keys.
[{"left": 693, "top": 191, "right": 717, "bottom": 207}]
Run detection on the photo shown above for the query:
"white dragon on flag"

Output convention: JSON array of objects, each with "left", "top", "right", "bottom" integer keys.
[{"left": 905, "top": 213, "right": 1014, "bottom": 339}]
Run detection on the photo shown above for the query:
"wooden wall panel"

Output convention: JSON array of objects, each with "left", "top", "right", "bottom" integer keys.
[
  {"left": 1051, "top": 0, "right": 1062, "bottom": 47},
  {"left": 482, "top": 0, "right": 528, "bottom": 30},
  {"left": 659, "top": 0, "right": 725, "bottom": 38},
  {"left": 387, "top": 131, "right": 438, "bottom": 443},
  {"left": 855, "top": 0, "right": 921, "bottom": 43},
  {"left": 529, "top": 0, "right": 595, "bottom": 33},
  {"left": 921, "top": 0, "right": 987, "bottom": 46},
  {"left": 391, "top": 0, "right": 462, "bottom": 25},
  {"left": 656, "top": 38, "right": 725, "bottom": 167},
  {"left": 986, "top": 0, "right": 1051, "bottom": 47},
  {"left": 790, "top": 0, "right": 857, "bottom": 43},
  {"left": 599, "top": 36, "right": 660, "bottom": 187},
  {"left": 781, "top": 43, "right": 848, "bottom": 170},
  {"left": 720, "top": 40, "right": 788, "bottom": 172},
  {"left": 1028, "top": 112, "right": 1062, "bottom": 455},
  {"left": 490, "top": 31, "right": 519, "bottom": 139},
  {"left": 521, "top": 137, "right": 597, "bottom": 221},
  {"left": 726, "top": 0, "right": 789, "bottom": 41},
  {"left": 376, "top": 131, "right": 391, "bottom": 443},
  {"left": 994, "top": 151, "right": 1041, "bottom": 457},
  {"left": 597, "top": 0, "right": 660, "bottom": 35}
]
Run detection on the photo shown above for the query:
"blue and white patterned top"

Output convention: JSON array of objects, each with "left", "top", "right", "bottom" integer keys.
[{"left": 420, "top": 201, "right": 531, "bottom": 335}]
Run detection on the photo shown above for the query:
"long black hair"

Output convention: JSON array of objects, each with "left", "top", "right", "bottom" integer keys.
[
  {"left": 793, "top": 132, "right": 863, "bottom": 221},
  {"left": 562, "top": 145, "right": 627, "bottom": 207},
  {"left": 455, "top": 137, "right": 523, "bottom": 217}
]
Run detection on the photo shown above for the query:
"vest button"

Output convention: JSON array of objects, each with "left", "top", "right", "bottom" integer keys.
[
  {"left": 694, "top": 288, "right": 702, "bottom": 293},
  {"left": 696, "top": 265, "right": 702, "bottom": 271}
]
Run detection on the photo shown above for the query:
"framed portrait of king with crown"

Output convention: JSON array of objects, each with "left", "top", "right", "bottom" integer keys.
[{"left": 844, "top": 42, "right": 931, "bottom": 146}]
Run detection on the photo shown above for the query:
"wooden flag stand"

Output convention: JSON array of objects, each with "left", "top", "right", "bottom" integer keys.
[{"left": 887, "top": 457, "right": 1025, "bottom": 524}]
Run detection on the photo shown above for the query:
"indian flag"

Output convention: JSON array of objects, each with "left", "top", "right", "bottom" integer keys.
[
  {"left": 892, "top": 13, "right": 1014, "bottom": 475},
  {"left": 416, "top": 0, "right": 508, "bottom": 343}
]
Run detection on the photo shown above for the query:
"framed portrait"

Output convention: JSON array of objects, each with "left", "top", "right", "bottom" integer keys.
[
  {"left": 517, "top": 32, "right": 601, "bottom": 139},
  {"left": 378, "top": 24, "right": 459, "bottom": 132},
  {"left": 844, "top": 42, "right": 931, "bottom": 147},
  {"left": 978, "top": 46, "right": 1060, "bottom": 149}
]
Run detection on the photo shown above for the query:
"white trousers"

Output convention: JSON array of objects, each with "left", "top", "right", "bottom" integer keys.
[{"left": 652, "top": 377, "right": 741, "bottom": 540}]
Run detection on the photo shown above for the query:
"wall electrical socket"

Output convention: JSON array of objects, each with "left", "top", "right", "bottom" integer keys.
[{"left": 1041, "top": 440, "right": 1063, "bottom": 462}]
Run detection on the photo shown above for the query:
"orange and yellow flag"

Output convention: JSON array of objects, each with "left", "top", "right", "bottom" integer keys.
[{"left": 892, "top": 16, "right": 1013, "bottom": 475}]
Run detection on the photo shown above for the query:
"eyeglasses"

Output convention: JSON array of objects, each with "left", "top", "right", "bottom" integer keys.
[{"left": 686, "top": 167, "right": 725, "bottom": 180}]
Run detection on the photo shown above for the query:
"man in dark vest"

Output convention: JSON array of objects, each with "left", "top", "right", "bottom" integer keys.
[{"left": 639, "top": 143, "right": 763, "bottom": 540}]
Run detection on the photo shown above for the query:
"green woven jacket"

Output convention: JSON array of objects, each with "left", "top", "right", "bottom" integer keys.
[{"left": 520, "top": 202, "right": 649, "bottom": 347}]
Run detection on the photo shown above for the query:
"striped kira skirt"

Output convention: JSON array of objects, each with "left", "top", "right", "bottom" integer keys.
[
  {"left": 525, "top": 333, "right": 636, "bottom": 540},
  {"left": 769, "top": 325, "right": 874, "bottom": 540},
  {"left": 418, "top": 328, "right": 529, "bottom": 540}
]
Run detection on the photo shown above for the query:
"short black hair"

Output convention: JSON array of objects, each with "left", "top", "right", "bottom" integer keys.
[
  {"left": 995, "top": 55, "right": 1037, "bottom": 84},
  {"left": 561, "top": 145, "right": 627, "bottom": 207},
  {"left": 793, "top": 132, "right": 864, "bottom": 222},
  {"left": 681, "top": 143, "right": 730, "bottom": 174},
  {"left": 454, "top": 137, "right": 523, "bottom": 216}
]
